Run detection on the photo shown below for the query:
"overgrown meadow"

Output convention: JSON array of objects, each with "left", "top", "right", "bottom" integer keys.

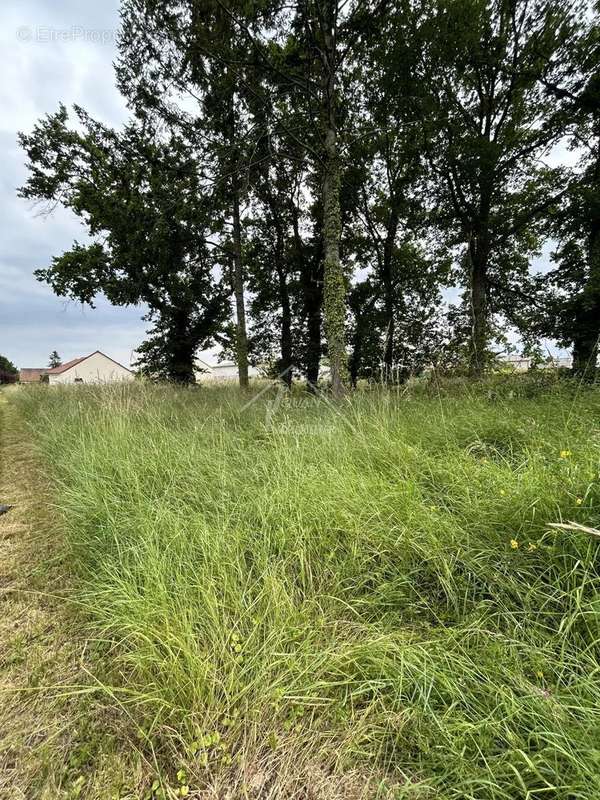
[{"left": 13, "top": 378, "right": 600, "bottom": 799}]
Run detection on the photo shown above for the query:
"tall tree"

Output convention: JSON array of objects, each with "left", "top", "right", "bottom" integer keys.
[
  {"left": 311, "top": 0, "right": 349, "bottom": 397},
  {"left": 541, "top": 8, "right": 600, "bottom": 378},
  {"left": 116, "top": 0, "right": 272, "bottom": 388},
  {"left": 343, "top": 0, "right": 434, "bottom": 383},
  {"left": 117, "top": 0, "right": 379, "bottom": 397},
  {"left": 19, "top": 107, "right": 229, "bottom": 383},
  {"left": 416, "top": 0, "right": 583, "bottom": 375}
]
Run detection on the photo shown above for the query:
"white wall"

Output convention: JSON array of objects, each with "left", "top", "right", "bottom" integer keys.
[
  {"left": 48, "top": 352, "right": 133, "bottom": 385},
  {"left": 210, "top": 364, "right": 244, "bottom": 380},
  {"left": 194, "top": 362, "right": 261, "bottom": 382}
]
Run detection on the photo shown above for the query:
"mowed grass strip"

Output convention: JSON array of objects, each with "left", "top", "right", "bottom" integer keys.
[
  {"left": 0, "top": 389, "right": 144, "bottom": 800},
  {"left": 12, "top": 378, "right": 600, "bottom": 799}
]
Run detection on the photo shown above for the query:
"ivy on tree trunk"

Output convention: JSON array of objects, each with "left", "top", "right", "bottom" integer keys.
[{"left": 320, "top": 10, "right": 348, "bottom": 399}]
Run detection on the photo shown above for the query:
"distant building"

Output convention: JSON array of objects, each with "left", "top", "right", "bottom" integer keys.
[
  {"left": 19, "top": 367, "right": 48, "bottom": 383},
  {"left": 195, "top": 359, "right": 262, "bottom": 382},
  {"left": 553, "top": 357, "right": 574, "bottom": 369},
  {"left": 501, "top": 355, "right": 573, "bottom": 371},
  {"left": 46, "top": 351, "right": 134, "bottom": 385}
]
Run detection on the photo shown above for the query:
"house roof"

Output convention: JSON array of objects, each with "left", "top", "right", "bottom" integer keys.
[
  {"left": 19, "top": 368, "right": 48, "bottom": 383},
  {"left": 47, "top": 351, "right": 133, "bottom": 375},
  {"left": 47, "top": 356, "right": 87, "bottom": 375}
]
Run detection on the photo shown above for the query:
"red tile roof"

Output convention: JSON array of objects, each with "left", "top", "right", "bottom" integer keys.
[{"left": 46, "top": 356, "right": 86, "bottom": 375}]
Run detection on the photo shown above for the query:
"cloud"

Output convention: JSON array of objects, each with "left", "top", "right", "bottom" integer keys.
[{"left": 0, "top": 0, "right": 146, "bottom": 370}]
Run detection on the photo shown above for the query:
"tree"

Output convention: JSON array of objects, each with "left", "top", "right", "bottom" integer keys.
[
  {"left": 309, "top": 0, "right": 349, "bottom": 397},
  {"left": 116, "top": 0, "right": 270, "bottom": 388},
  {"left": 0, "top": 355, "right": 18, "bottom": 385},
  {"left": 243, "top": 102, "right": 329, "bottom": 386},
  {"left": 414, "top": 0, "right": 583, "bottom": 375},
  {"left": 117, "top": 0, "right": 382, "bottom": 397},
  {"left": 342, "top": 0, "right": 428, "bottom": 384},
  {"left": 19, "top": 107, "right": 230, "bottom": 383},
  {"left": 541, "top": 8, "right": 600, "bottom": 378},
  {"left": 48, "top": 351, "right": 62, "bottom": 369},
  {"left": 551, "top": 157, "right": 600, "bottom": 379},
  {"left": 347, "top": 243, "right": 449, "bottom": 384}
]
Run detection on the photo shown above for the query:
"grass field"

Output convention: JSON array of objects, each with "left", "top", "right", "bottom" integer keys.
[{"left": 8, "top": 377, "right": 600, "bottom": 799}]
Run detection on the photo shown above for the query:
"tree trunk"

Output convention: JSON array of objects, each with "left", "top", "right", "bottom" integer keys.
[
  {"left": 572, "top": 232, "right": 600, "bottom": 380},
  {"left": 349, "top": 325, "right": 362, "bottom": 388},
  {"left": 169, "top": 315, "right": 197, "bottom": 384},
  {"left": 226, "top": 85, "right": 249, "bottom": 390},
  {"left": 297, "top": 211, "right": 323, "bottom": 389},
  {"left": 304, "top": 259, "right": 323, "bottom": 388},
  {"left": 169, "top": 356, "right": 196, "bottom": 384},
  {"left": 573, "top": 136, "right": 600, "bottom": 381},
  {"left": 468, "top": 233, "right": 490, "bottom": 378},
  {"left": 349, "top": 305, "right": 369, "bottom": 388},
  {"left": 382, "top": 209, "right": 399, "bottom": 383},
  {"left": 275, "top": 227, "right": 293, "bottom": 387},
  {"left": 232, "top": 187, "right": 249, "bottom": 389},
  {"left": 320, "top": 10, "right": 348, "bottom": 399}
]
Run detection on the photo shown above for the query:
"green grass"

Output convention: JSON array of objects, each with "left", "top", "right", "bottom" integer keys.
[{"left": 11, "top": 377, "right": 600, "bottom": 798}]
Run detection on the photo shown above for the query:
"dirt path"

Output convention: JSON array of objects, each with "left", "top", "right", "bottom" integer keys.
[{"left": 0, "top": 390, "right": 137, "bottom": 799}]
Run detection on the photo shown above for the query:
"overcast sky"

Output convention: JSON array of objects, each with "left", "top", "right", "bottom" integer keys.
[{"left": 0, "top": 0, "right": 147, "bottom": 370}]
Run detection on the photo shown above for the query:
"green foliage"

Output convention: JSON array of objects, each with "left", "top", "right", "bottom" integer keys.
[
  {"left": 18, "top": 107, "right": 229, "bottom": 383},
  {"left": 48, "top": 351, "right": 62, "bottom": 369},
  {"left": 542, "top": 13, "right": 600, "bottom": 378},
  {"left": 0, "top": 355, "right": 18, "bottom": 375},
  {"left": 0, "top": 355, "right": 18, "bottom": 384},
  {"left": 413, "top": 0, "right": 584, "bottom": 369},
  {"left": 12, "top": 380, "right": 600, "bottom": 797},
  {"left": 16, "top": 0, "right": 600, "bottom": 383}
]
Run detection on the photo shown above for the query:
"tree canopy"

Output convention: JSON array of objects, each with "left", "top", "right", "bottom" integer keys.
[{"left": 18, "top": 0, "right": 600, "bottom": 386}]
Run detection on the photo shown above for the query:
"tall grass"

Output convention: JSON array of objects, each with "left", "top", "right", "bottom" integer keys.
[{"left": 12, "top": 378, "right": 600, "bottom": 798}]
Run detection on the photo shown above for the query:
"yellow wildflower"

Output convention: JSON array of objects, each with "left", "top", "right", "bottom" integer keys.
[
  {"left": 527, "top": 542, "right": 537, "bottom": 552},
  {"left": 510, "top": 539, "right": 519, "bottom": 549},
  {"left": 536, "top": 670, "right": 544, "bottom": 679},
  {"left": 559, "top": 450, "right": 572, "bottom": 459},
  {"left": 576, "top": 497, "right": 583, "bottom": 505}
]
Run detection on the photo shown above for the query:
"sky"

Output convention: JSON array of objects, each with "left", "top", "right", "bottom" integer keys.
[{"left": 0, "top": 0, "right": 148, "bottom": 370}]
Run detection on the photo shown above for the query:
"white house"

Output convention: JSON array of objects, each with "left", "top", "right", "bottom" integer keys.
[
  {"left": 47, "top": 351, "right": 134, "bottom": 385},
  {"left": 195, "top": 359, "right": 262, "bottom": 382}
]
